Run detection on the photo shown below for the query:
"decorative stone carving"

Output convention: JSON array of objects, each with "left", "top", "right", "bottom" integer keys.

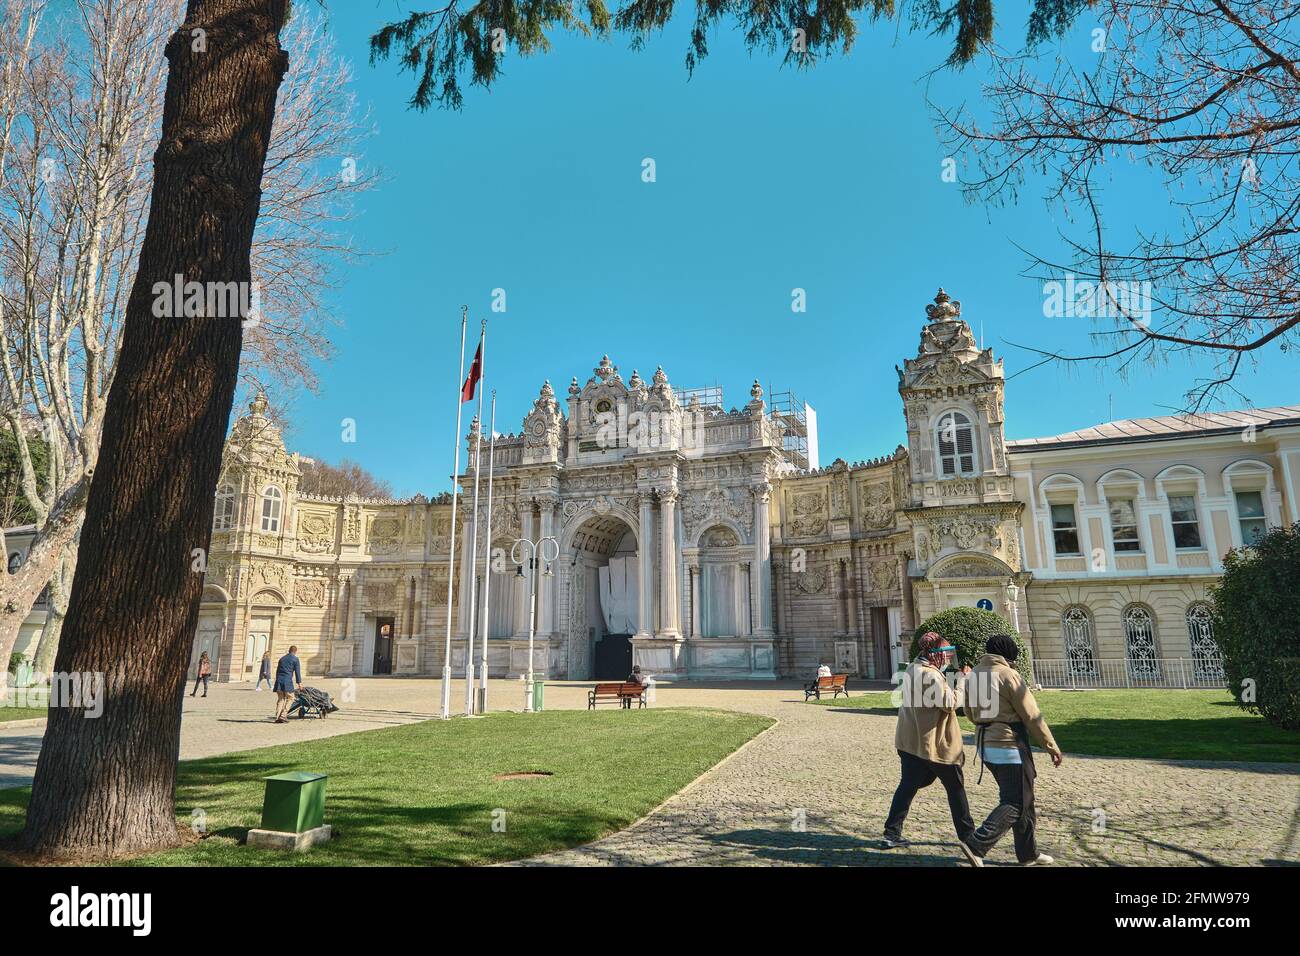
[
  {"left": 297, "top": 511, "right": 335, "bottom": 553},
  {"left": 367, "top": 581, "right": 397, "bottom": 611},
  {"left": 701, "top": 525, "right": 740, "bottom": 548},
  {"left": 683, "top": 487, "right": 752, "bottom": 540},
  {"left": 860, "top": 483, "right": 893, "bottom": 529},
  {"left": 795, "top": 567, "right": 827, "bottom": 594},
  {"left": 869, "top": 561, "right": 899, "bottom": 592},
  {"left": 342, "top": 504, "right": 362, "bottom": 545},
  {"left": 829, "top": 462, "right": 850, "bottom": 519},
  {"left": 294, "top": 579, "right": 326, "bottom": 606},
  {"left": 367, "top": 515, "right": 403, "bottom": 555},
  {"left": 935, "top": 558, "right": 1003, "bottom": 578},
  {"left": 789, "top": 491, "right": 828, "bottom": 537}
]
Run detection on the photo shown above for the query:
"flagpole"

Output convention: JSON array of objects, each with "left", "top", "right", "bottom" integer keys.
[
  {"left": 477, "top": 391, "right": 497, "bottom": 714},
  {"left": 441, "top": 307, "right": 468, "bottom": 720},
  {"left": 464, "top": 319, "right": 487, "bottom": 716}
]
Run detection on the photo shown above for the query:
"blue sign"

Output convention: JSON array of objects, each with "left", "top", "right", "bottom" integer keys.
[{"left": 975, "top": 599, "right": 994, "bottom": 611}]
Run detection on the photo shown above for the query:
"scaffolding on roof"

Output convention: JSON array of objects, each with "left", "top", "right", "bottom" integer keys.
[
  {"left": 677, "top": 384, "right": 724, "bottom": 410},
  {"left": 768, "top": 387, "right": 815, "bottom": 471}
]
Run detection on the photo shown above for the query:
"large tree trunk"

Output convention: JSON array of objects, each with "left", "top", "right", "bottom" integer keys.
[{"left": 19, "top": 0, "right": 290, "bottom": 859}]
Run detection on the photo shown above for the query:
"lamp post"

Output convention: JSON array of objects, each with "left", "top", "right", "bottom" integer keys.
[
  {"left": 1004, "top": 582, "right": 1020, "bottom": 630},
  {"left": 511, "top": 533, "right": 559, "bottom": 712}
]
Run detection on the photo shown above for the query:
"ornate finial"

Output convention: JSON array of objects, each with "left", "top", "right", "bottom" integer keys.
[
  {"left": 628, "top": 369, "right": 643, "bottom": 390},
  {"left": 540, "top": 379, "right": 555, "bottom": 400},
  {"left": 925, "top": 287, "right": 962, "bottom": 322},
  {"left": 568, "top": 376, "right": 580, "bottom": 397},
  {"left": 594, "top": 355, "right": 614, "bottom": 380},
  {"left": 249, "top": 391, "right": 269, "bottom": 417},
  {"left": 652, "top": 365, "right": 668, "bottom": 387},
  {"left": 750, "top": 379, "right": 763, "bottom": 401}
]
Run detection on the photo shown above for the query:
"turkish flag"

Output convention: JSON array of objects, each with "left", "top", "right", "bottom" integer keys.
[{"left": 461, "top": 342, "right": 482, "bottom": 402}]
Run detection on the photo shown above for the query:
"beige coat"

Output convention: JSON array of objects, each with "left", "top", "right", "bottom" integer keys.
[
  {"left": 894, "top": 659, "right": 966, "bottom": 765},
  {"left": 963, "top": 654, "right": 1060, "bottom": 755}
]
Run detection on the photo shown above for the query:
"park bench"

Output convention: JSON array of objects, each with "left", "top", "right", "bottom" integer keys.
[
  {"left": 588, "top": 682, "right": 647, "bottom": 709},
  {"left": 804, "top": 674, "right": 850, "bottom": 701}
]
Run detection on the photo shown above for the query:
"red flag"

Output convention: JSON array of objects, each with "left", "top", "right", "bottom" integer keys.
[{"left": 461, "top": 342, "right": 482, "bottom": 402}]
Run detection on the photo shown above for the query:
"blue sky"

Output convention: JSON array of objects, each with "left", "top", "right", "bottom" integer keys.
[{"left": 277, "top": 3, "right": 1296, "bottom": 498}]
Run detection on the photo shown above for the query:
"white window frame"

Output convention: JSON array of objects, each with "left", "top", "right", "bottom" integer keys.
[
  {"left": 260, "top": 485, "right": 283, "bottom": 533},
  {"left": 214, "top": 483, "right": 237, "bottom": 531},
  {"left": 934, "top": 410, "right": 977, "bottom": 478},
  {"left": 1050, "top": 502, "right": 1082, "bottom": 556}
]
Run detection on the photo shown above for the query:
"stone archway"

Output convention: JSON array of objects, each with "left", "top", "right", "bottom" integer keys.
[{"left": 565, "top": 512, "right": 638, "bottom": 680}]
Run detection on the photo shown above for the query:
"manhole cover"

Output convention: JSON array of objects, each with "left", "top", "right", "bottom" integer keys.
[{"left": 493, "top": 771, "right": 554, "bottom": 780}]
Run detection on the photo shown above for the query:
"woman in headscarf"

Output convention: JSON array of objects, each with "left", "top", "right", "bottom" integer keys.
[
  {"left": 958, "top": 633, "right": 1062, "bottom": 867},
  {"left": 881, "top": 631, "right": 975, "bottom": 850}
]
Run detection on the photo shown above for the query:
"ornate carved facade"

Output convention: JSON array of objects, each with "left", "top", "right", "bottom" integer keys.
[{"left": 180, "top": 289, "right": 1300, "bottom": 684}]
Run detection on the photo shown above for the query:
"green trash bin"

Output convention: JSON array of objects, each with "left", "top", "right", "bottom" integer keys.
[
  {"left": 260, "top": 771, "right": 327, "bottom": 834},
  {"left": 532, "top": 680, "right": 544, "bottom": 712}
]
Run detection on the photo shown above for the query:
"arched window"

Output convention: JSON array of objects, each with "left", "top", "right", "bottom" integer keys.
[
  {"left": 1122, "top": 604, "right": 1161, "bottom": 681},
  {"left": 1061, "top": 605, "right": 1098, "bottom": 679},
  {"left": 213, "top": 484, "right": 237, "bottom": 531},
  {"left": 6, "top": 552, "right": 21, "bottom": 574},
  {"left": 1186, "top": 603, "right": 1224, "bottom": 682},
  {"left": 936, "top": 411, "right": 976, "bottom": 477},
  {"left": 260, "top": 485, "right": 283, "bottom": 533}
]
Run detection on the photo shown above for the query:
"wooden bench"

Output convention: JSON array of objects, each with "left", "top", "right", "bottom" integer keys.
[
  {"left": 804, "top": 674, "right": 849, "bottom": 701},
  {"left": 588, "top": 682, "right": 647, "bottom": 709}
]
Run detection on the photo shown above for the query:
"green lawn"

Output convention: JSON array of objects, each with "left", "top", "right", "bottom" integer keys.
[
  {"left": 0, "top": 706, "right": 47, "bottom": 724},
  {"left": 0, "top": 707, "right": 771, "bottom": 866},
  {"left": 811, "top": 689, "right": 1300, "bottom": 763}
]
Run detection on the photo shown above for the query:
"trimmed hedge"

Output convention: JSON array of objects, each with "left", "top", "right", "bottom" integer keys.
[
  {"left": 910, "top": 607, "right": 1033, "bottom": 683},
  {"left": 1210, "top": 524, "right": 1300, "bottom": 730}
]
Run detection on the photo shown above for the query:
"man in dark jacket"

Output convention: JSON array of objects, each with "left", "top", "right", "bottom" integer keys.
[{"left": 273, "top": 645, "right": 303, "bottom": 723}]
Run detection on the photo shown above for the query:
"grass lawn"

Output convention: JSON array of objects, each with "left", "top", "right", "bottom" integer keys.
[
  {"left": 0, "top": 706, "right": 47, "bottom": 724},
  {"left": 0, "top": 707, "right": 771, "bottom": 866},
  {"left": 811, "top": 689, "right": 1300, "bottom": 763}
]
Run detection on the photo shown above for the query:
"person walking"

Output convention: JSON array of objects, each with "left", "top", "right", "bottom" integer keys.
[
  {"left": 273, "top": 645, "right": 303, "bottom": 723},
  {"left": 189, "top": 652, "right": 212, "bottom": 698},
  {"left": 255, "top": 651, "right": 272, "bottom": 691},
  {"left": 958, "top": 634, "right": 1062, "bottom": 867},
  {"left": 882, "top": 632, "right": 975, "bottom": 850}
]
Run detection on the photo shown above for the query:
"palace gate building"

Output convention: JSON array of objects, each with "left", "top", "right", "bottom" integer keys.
[{"left": 167, "top": 290, "right": 1300, "bottom": 683}]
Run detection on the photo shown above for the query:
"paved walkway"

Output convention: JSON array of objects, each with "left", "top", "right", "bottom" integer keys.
[{"left": 3, "top": 678, "right": 1296, "bottom": 866}]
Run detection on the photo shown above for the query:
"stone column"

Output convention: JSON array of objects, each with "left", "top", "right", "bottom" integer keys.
[
  {"left": 752, "top": 487, "right": 774, "bottom": 637},
  {"left": 537, "top": 497, "right": 556, "bottom": 638},
  {"left": 658, "top": 490, "right": 681, "bottom": 638},
  {"left": 845, "top": 555, "right": 860, "bottom": 636},
  {"left": 742, "top": 561, "right": 754, "bottom": 635},
  {"left": 636, "top": 493, "right": 654, "bottom": 638},
  {"left": 688, "top": 563, "right": 701, "bottom": 637},
  {"left": 513, "top": 501, "right": 534, "bottom": 638},
  {"left": 899, "top": 553, "right": 915, "bottom": 633}
]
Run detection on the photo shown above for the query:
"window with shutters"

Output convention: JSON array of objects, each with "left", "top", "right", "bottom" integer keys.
[{"left": 935, "top": 411, "right": 976, "bottom": 477}]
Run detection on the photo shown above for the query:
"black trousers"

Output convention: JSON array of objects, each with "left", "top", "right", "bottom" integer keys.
[
  {"left": 884, "top": 750, "right": 975, "bottom": 841},
  {"left": 190, "top": 674, "right": 208, "bottom": 696},
  {"left": 965, "top": 760, "right": 1038, "bottom": 862}
]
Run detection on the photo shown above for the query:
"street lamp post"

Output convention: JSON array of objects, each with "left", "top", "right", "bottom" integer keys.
[{"left": 511, "top": 533, "right": 559, "bottom": 712}]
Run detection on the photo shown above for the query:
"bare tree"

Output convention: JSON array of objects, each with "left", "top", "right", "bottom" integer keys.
[
  {"left": 297, "top": 456, "right": 394, "bottom": 499},
  {"left": 0, "top": 0, "right": 373, "bottom": 687},
  {"left": 930, "top": 0, "right": 1300, "bottom": 408}
]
